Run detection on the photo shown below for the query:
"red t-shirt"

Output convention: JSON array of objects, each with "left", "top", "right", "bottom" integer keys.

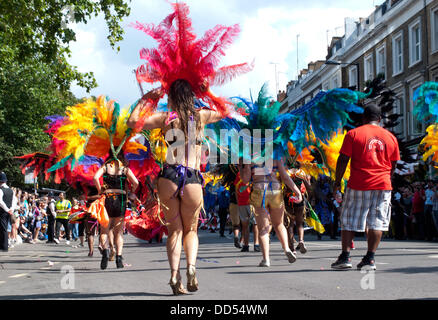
[
  {"left": 411, "top": 190, "right": 425, "bottom": 214},
  {"left": 340, "top": 124, "right": 400, "bottom": 191},
  {"left": 234, "top": 173, "right": 251, "bottom": 206}
]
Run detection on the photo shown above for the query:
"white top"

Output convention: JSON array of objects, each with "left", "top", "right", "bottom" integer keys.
[
  {"left": 0, "top": 184, "right": 18, "bottom": 213},
  {"left": 425, "top": 188, "right": 435, "bottom": 206}
]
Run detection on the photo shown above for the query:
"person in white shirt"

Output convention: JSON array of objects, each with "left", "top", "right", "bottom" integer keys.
[
  {"left": 46, "top": 193, "right": 57, "bottom": 243},
  {"left": 0, "top": 172, "right": 18, "bottom": 252}
]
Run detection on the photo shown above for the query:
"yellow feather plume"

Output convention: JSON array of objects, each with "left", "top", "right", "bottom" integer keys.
[
  {"left": 320, "top": 130, "right": 351, "bottom": 182},
  {"left": 421, "top": 124, "right": 438, "bottom": 166}
]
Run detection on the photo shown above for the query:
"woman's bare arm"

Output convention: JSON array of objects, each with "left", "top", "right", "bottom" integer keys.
[
  {"left": 277, "top": 160, "right": 303, "bottom": 203},
  {"left": 200, "top": 109, "right": 224, "bottom": 126},
  {"left": 126, "top": 168, "right": 139, "bottom": 193},
  {"left": 93, "top": 166, "right": 106, "bottom": 195},
  {"left": 127, "top": 88, "right": 164, "bottom": 130}
]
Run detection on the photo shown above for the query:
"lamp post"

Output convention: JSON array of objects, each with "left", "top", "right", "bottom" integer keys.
[
  {"left": 133, "top": 69, "right": 144, "bottom": 97},
  {"left": 324, "top": 60, "right": 361, "bottom": 91},
  {"left": 269, "top": 62, "right": 280, "bottom": 94}
]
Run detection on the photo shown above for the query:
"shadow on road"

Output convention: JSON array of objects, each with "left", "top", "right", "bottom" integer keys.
[
  {"left": 0, "top": 291, "right": 173, "bottom": 299},
  {"left": 381, "top": 266, "right": 438, "bottom": 274}
]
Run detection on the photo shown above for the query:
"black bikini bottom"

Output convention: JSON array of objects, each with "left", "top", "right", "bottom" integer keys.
[
  {"left": 158, "top": 164, "right": 204, "bottom": 197},
  {"left": 104, "top": 193, "right": 127, "bottom": 218}
]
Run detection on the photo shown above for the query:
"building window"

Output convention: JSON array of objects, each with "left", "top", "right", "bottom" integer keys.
[
  {"left": 364, "top": 54, "right": 374, "bottom": 82},
  {"left": 410, "top": 83, "right": 424, "bottom": 136},
  {"left": 332, "top": 75, "right": 339, "bottom": 89},
  {"left": 409, "top": 18, "right": 422, "bottom": 66},
  {"left": 323, "top": 82, "right": 329, "bottom": 91},
  {"left": 432, "top": 7, "right": 438, "bottom": 52},
  {"left": 392, "top": 32, "right": 403, "bottom": 75},
  {"left": 348, "top": 65, "right": 358, "bottom": 88},
  {"left": 376, "top": 45, "right": 386, "bottom": 79},
  {"left": 394, "top": 95, "right": 405, "bottom": 138}
]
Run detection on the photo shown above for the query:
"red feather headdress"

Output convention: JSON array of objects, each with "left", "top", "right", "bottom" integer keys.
[{"left": 132, "top": 2, "right": 253, "bottom": 117}]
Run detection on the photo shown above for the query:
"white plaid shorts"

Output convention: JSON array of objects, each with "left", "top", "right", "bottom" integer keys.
[{"left": 340, "top": 188, "right": 392, "bottom": 232}]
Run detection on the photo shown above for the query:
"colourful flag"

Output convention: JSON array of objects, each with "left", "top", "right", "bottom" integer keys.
[{"left": 305, "top": 202, "right": 325, "bottom": 234}]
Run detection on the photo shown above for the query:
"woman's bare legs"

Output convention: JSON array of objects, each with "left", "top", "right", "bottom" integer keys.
[
  {"left": 254, "top": 208, "right": 271, "bottom": 263},
  {"left": 88, "top": 233, "right": 94, "bottom": 255},
  {"left": 269, "top": 207, "right": 291, "bottom": 252},
  {"left": 111, "top": 217, "right": 125, "bottom": 255},
  {"left": 158, "top": 178, "right": 183, "bottom": 280},
  {"left": 180, "top": 184, "right": 202, "bottom": 267},
  {"left": 33, "top": 227, "right": 40, "bottom": 242},
  {"left": 253, "top": 223, "right": 260, "bottom": 246},
  {"left": 180, "top": 183, "right": 202, "bottom": 292}
]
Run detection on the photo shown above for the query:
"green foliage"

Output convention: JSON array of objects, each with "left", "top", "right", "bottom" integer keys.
[
  {"left": 0, "top": 0, "right": 132, "bottom": 188},
  {"left": 0, "top": 57, "right": 79, "bottom": 188},
  {"left": 0, "top": 0, "right": 131, "bottom": 91}
]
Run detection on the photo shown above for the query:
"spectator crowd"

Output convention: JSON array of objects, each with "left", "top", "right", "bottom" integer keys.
[{"left": 2, "top": 175, "right": 438, "bottom": 253}]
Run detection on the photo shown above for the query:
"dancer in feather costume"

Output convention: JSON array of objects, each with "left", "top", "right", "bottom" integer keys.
[
  {"left": 205, "top": 84, "right": 365, "bottom": 266},
  {"left": 413, "top": 82, "right": 438, "bottom": 167},
  {"left": 127, "top": 2, "right": 251, "bottom": 295},
  {"left": 17, "top": 95, "right": 170, "bottom": 269}
]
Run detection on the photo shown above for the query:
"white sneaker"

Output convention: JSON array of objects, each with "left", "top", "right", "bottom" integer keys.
[
  {"left": 54, "top": 239, "right": 60, "bottom": 244},
  {"left": 65, "top": 240, "right": 70, "bottom": 245},
  {"left": 285, "top": 250, "right": 297, "bottom": 263},
  {"left": 258, "top": 259, "right": 270, "bottom": 267}
]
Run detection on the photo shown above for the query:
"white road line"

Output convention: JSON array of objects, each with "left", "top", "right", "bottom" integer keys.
[
  {"left": 428, "top": 255, "right": 438, "bottom": 258},
  {"left": 9, "top": 273, "right": 29, "bottom": 279},
  {"left": 396, "top": 249, "right": 438, "bottom": 254},
  {"left": 0, "top": 281, "right": 5, "bottom": 285},
  {"left": 305, "top": 243, "right": 341, "bottom": 248}
]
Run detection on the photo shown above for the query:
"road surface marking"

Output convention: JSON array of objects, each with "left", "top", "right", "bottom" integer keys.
[
  {"left": 9, "top": 273, "right": 29, "bottom": 278},
  {"left": 305, "top": 243, "right": 341, "bottom": 248},
  {"left": 0, "top": 281, "right": 5, "bottom": 285},
  {"left": 428, "top": 255, "right": 438, "bottom": 258},
  {"left": 396, "top": 249, "right": 438, "bottom": 254}
]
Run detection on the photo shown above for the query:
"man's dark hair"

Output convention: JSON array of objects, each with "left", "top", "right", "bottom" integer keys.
[{"left": 363, "top": 103, "right": 381, "bottom": 122}]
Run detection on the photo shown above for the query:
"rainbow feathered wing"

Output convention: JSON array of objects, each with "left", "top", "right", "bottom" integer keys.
[
  {"left": 206, "top": 84, "right": 365, "bottom": 167},
  {"left": 414, "top": 82, "right": 438, "bottom": 166}
]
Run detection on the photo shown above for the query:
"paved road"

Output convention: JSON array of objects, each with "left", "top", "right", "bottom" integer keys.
[{"left": 1, "top": 230, "right": 438, "bottom": 300}]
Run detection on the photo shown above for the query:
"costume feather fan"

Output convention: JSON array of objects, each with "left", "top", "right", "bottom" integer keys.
[
  {"left": 414, "top": 82, "right": 438, "bottom": 165},
  {"left": 207, "top": 84, "right": 365, "bottom": 164},
  {"left": 413, "top": 81, "right": 438, "bottom": 123},
  {"left": 132, "top": 2, "right": 252, "bottom": 118}
]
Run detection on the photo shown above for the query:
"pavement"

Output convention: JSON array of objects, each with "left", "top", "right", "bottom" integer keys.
[{"left": 1, "top": 230, "right": 438, "bottom": 300}]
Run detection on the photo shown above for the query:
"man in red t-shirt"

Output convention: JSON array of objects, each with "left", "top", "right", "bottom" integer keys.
[
  {"left": 331, "top": 104, "right": 400, "bottom": 270},
  {"left": 234, "top": 172, "right": 252, "bottom": 252}
]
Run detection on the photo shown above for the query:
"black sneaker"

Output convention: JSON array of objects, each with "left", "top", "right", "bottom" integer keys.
[
  {"left": 254, "top": 244, "right": 260, "bottom": 252},
  {"left": 241, "top": 245, "right": 249, "bottom": 252},
  {"left": 296, "top": 242, "right": 307, "bottom": 254},
  {"left": 100, "top": 249, "right": 109, "bottom": 270},
  {"left": 116, "top": 255, "right": 124, "bottom": 269},
  {"left": 357, "top": 257, "right": 376, "bottom": 271},
  {"left": 234, "top": 237, "right": 242, "bottom": 249},
  {"left": 331, "top": 255, "right": 352, "bottom": 270}
]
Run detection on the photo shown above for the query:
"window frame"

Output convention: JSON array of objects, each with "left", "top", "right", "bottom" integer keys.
[
  {"left": 375, "top": 43, "right": 386, "bottom": 79},
  {"left": 348, "top": 65, "right": 358, "bottom": 88},
  {"left": 431, "top": 6, "right": 438, "bottom": 53},
  {"left": 409, "top": 81, "right": 425, "bottom": 137},
  {"left": 364, "top": 53, "right": 374, "bottom": 82},
  {"left": 392, "top": 31, "right": 404, "bottom": 76},
  {"left": 408, "top": 17, "right": 422, "bottom": 67}
]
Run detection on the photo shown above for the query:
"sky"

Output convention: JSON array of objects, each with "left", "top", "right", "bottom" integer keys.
[{"left": 68, "top": 0, "right": 384, "bottom": 107}]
